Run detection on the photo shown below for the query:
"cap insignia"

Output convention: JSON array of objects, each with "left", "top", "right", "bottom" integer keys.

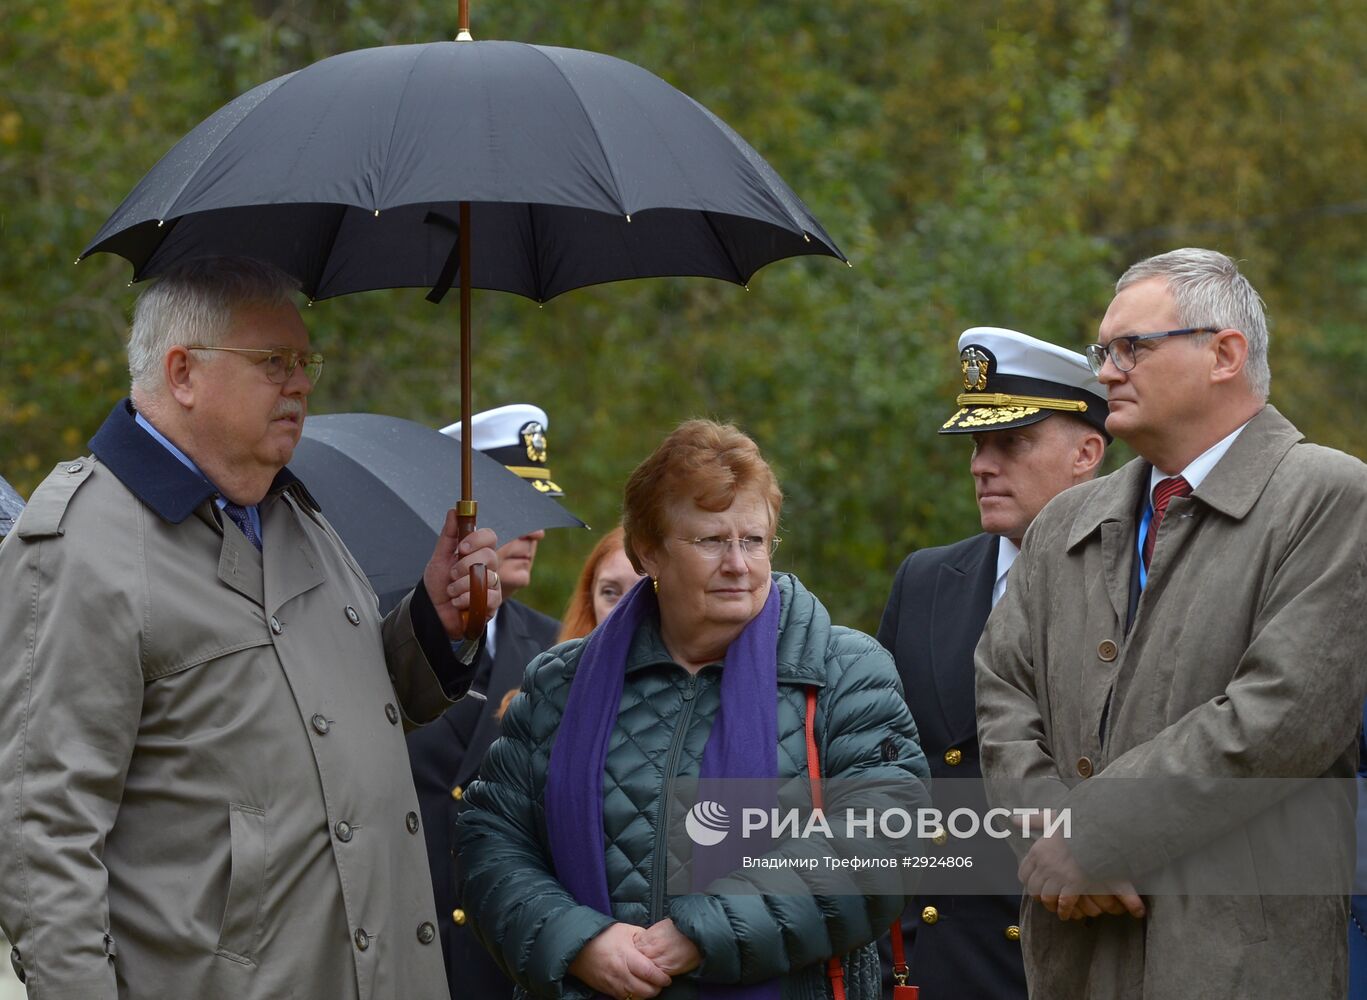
[
  {"left": 521, "top": 421, "right": 548, "bottom": 463},
  {"left": 961, "top": 347, "right": 989, "bottom": 391}
]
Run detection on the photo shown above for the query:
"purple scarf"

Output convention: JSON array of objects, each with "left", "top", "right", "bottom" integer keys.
[{"left": 546, "top": 575, "right": 781, "bottom": 1000}]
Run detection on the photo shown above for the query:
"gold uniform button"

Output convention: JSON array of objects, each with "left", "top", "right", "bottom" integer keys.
[
  {"left": 451, "top": 785, "right": 464, "bottom": 802},
  {"left": 921, "top": 906, "right": 939, "bottom": 925},
  {"left": 1097, "top": 639, "right": 1118, "bottom": 662},
  {"left": 1076, "top": 756, "right": 1094, "bottom": 779},
  {"left": 932, "top": 830, "right": 949, "bottom": 846},
  {"left": 944, "top": 748, "right": 963, "bottom": 767},
  {"left": 452, "top": 908, "right": 467, "bottom": 926},
  {"left": 1006, "top": 925, "right": 1021, "bottom": 942}
]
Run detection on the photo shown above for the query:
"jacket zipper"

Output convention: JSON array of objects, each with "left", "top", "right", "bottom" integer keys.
[{"left": 650, "top": 672, "right": 699, "bottom": 924}]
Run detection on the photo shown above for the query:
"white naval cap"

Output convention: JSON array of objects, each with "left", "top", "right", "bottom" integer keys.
[
  {"left": 441, "top": 404, "right": 563, "bottom": 496},
  {"left": 940, "top": 327, "right": 1109, "bottom": 438}
]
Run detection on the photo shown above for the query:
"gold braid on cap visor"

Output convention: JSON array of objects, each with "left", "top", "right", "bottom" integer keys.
[{"left": 954, "top": 392, "right": 1090, "bottom": 412}]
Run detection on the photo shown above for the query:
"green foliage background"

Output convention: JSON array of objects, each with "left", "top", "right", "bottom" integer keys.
[{"left": 2, "top": 0, "right": 1363, "bottom": 633}]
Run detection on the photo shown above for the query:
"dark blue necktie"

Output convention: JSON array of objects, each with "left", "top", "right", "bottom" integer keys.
[{"left": 222, "top": 502, "right": 263, "bottom": 551}]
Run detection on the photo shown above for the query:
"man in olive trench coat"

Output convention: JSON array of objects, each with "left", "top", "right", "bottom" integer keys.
[
  {"left": 0, "top": 258, "right": 503, "bottom": 1000},
  {"left": 976, "top": 248, "right": 1367, "bottom": 999}
]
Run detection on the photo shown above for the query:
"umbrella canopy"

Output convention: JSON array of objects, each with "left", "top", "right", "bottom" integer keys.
[
  {"left": 0, "top": 474, "right": 24, "bottom": 539},
  {"left": 81, "top": 40, "right": 844, "bottom": 302},
  {"left": 290, "top": 413, "right": 585, "bottom": 609},
  {"left": 83, "top": 28, "right": 845, "bottom": 634}
]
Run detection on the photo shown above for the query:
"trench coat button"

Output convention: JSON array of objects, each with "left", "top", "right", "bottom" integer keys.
[
  {"left": 932, "top": 830, "right": 949, "bottom": 846},
  {"left": 944, "top": 748, "right": 963, "bottom": 767},
  {"left": 335, "top": 820, "right": 353, "bottom": 842},
  {"left": 345, "top": 605, "right": 361, "bottom": 626},
  {"left": 66, "top": 463, "right": 82, "bottom": 474},
  {"left": 417, "top": 921, "right": 436, "bottom": 944},
  {"left": 1097, "top": 639, "right": 1118, "bottom": 662},
  {"left": 406, "top": 811, "right": 420, "bottom": 834},
  {"left": 1076, "top": 756, "right": 1094, "bottom": 779},
  {"left": 311, "top": 714, "right": 330, "bottom": 735},
  {"left": 385, "top": 703, "right": 400, "bottom": 725},
  {"left": 921, "top": 906, "right": 939, "bottom": 925},
  {"left": 452, "top": 908, "right": 467, "bottom": 926},
  {"left": 1006, "top": 924, "right": 1021, "bottom": 942},
  {"left": 451, "top": 785, "right": 464, "bottom": 802},
  {"left": 354, "top": 928, "right": 370, "bottom": 951},
  {"left": 269, "top": 616, "right": 283, "bottom": 635}
]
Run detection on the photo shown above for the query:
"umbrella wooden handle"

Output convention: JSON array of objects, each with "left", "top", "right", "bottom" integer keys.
[
  {"left": 464, "top": 562, "right": 488, "bottom": 641},
  {"left": 457, "top": 504, "right": 491, "bottom": 641}
]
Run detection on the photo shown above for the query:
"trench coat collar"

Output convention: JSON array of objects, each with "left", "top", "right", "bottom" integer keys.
[
  {"left": 90, "top": 399, "right": 318, "bottom": 524},
  {"left": 1065, "top": 404, "right": 1299, "bottom": 551}
]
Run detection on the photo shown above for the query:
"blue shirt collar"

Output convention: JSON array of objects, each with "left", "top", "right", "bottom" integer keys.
[{"left": 89, "top": 399, "right": 313, "bottom": 524}]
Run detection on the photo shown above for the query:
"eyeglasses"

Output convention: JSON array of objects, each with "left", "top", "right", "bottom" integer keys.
[
  {"left": 676, "top": 535, "right": 781, "bottom": 561},
  {"left": 186, "top": 346, "right": 325, "bottom": 385},
  {"left": 1085, "top": 327, "right": 1218, "bottom": 375}
]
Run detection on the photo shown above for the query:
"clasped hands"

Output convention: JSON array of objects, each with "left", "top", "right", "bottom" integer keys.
[
  {"left": 568, "top": 919, "right": 701, "bottom": 1000},
  {"left": 1018, "top": 830, "right": 1146, "bottom": 922}
]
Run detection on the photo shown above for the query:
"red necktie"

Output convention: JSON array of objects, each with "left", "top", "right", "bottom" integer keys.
[{"left": 1143, "top": 475, "right": 1191, "bottom": 571}]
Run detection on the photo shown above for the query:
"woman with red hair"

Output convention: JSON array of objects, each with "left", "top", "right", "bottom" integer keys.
[
  {"left": 558, "top": 525, "right": 646, "bottom": 643},
  {"left": 461, "top": 419, "right": 927, "bottom": 1000}
]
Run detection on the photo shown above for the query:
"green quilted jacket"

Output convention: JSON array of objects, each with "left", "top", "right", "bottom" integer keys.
[{"left": 458, "top": 573, "right": 930, "bottom": 999}]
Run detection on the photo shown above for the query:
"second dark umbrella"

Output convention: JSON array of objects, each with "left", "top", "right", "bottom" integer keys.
[{"left": 290, "top": 413, "right": 584, "bottom": 611}]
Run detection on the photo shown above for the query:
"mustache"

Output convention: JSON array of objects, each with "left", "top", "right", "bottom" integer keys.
[{"left": 270, "top": 398, "right": 305, "bottom": 421}]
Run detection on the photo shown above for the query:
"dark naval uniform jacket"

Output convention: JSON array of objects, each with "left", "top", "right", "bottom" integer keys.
[
  {"left": 407, "top": 598, "right": 560, "bottom": 1000},
  {"left": 877, "top": 532, "right": 1027, "bottom": 1000}
]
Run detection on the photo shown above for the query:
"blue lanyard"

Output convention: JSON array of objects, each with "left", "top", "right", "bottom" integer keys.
[{"left": 1136, "top": 502, "right": 1155, "bottom": 590}]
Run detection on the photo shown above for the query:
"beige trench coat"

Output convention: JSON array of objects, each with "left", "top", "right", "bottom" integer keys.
[
  {"left": 0, "top": 439, "right": 458, "bottom": 1000},
  {"left": 976, "top": 406, "right": 1367, "bottom": 999}
]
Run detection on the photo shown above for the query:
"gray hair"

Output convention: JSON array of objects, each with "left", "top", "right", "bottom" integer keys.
[
  {"left": 1116, "top": 248, "right": 1270, "bottom": 400},
  {"left": 128, "top": 257, "right": 299, "bottom": 393}
]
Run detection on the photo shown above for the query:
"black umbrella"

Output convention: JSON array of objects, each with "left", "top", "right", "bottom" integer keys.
[
  {"left": 291, "top": 413, "right": 585, "bottom": 612},
  {"left": 80, "top": 41, "right": 843, "bottom": 299},
  {"left": 0, "top": 474, "right": 24, "bottom": 539},
  {"left": 82, "top": 3, "right": 845, "bottom": 632}
]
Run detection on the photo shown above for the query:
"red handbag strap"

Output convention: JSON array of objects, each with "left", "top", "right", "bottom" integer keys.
[
  {"left": 889, "top": 918, "right": 909, "bottom": 984},
  {"left": 803, "top": 688, "right": 846, "bottom": 1000},
  {"left": 803, "top": 687, "right": 914, "bottom": 1000}
]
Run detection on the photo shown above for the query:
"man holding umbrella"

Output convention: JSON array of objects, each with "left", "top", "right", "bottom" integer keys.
[
  {"left": 409, "top": 403, "right": 565, "bottom": 1000},
  {"left": 0, "top": 257, "right": 502, "bottom": 1000}
]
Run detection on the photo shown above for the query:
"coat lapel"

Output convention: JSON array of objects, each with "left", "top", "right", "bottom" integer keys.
[
  {"left": 1069, "top": 460, "right": 1150, "bottom": 625},
  {"left": 930, "top": 533, "right": 997, "bottom": 743},
  {"left": 212, "top": 506, "right": 265, "bottom": 607},
  {"left": 262, "top": 492, "right": 327, "bottom": 616}
]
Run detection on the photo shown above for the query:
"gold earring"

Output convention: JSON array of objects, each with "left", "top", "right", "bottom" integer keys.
[{"left": 652, "top": 577, "right": 659, "bottom": 593}]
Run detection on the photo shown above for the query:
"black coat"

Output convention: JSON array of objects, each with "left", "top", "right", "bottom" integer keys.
[
  {"left": 877, "top": 533, "right": 1027, "bottom": 1000},
  {"left": 407, "top": 599, "right": 560, "bottom": 1000}
]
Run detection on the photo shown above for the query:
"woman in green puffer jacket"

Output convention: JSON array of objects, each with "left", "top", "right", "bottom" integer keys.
[{"left": 459, "top": 419, "right": 930, "bottom": 1000}]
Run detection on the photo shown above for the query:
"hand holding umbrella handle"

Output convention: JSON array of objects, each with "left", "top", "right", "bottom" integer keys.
[{"left": 457, "top": 501, "right": 491, "bottom": 640}]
